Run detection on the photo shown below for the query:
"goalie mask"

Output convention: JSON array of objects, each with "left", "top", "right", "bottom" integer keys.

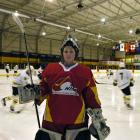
[{"left": 61, "top": 36, "right": 79, "bottom": 59}]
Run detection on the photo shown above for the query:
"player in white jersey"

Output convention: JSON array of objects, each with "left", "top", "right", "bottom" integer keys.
[
  {"left": 106, "top": 69, "right": 113, "bottom": 79},
  {"left": 13, "top": 65, "right": 19, "bottom": 73},
  {"left": 37, "top": 65, "right": 44, "bottom": 80},
  {"left": 1, "top": 66, "right": 35, "bottom": 112},
  {"left": 5, "top": 64, "right": 10, "bottom": 78},
  {"left": 113, "top": 62, "right": 134, "bottom": 109}
]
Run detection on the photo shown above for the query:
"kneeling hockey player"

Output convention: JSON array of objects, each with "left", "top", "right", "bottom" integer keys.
[{"left": 1, "top": 65, "right": 35, "bottom": 113}]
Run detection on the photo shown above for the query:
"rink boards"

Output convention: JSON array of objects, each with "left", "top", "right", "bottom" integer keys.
[{"left": 0, "top": 69, "right": 140, "bottom": 76}]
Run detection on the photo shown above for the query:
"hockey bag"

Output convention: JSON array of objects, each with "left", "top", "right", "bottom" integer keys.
[{"left": 18, "top": 85, "right": 40, "bottom": 104}]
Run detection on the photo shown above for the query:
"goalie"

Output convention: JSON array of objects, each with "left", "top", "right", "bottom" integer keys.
[
  {"left": 35, "top": 35, "right": 110, "bottom": 140},
  {"left": 1, "top": 65, "right": 36, "bottom": 113}
]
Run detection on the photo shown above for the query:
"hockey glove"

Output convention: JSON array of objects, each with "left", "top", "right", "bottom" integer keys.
[
  {"left": 110, "top": 72, "right": 113, "bottom": 75},
  {"left": 130, "top": 78, "right": 134, "bottom": 87},
  {"left": 113, "top": 80, "right": 117, "bottom": 86},
  {"left": 130, "top": 82, "right": 134, "bottom": 87},
  {"left": 87, "top": 108, "right": 110, "bottom": 140}
]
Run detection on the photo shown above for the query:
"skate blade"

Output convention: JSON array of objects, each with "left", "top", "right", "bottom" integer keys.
[
  {"left": 127, "top": 107, "right": 133, "bottom": 110},
  {"left": 126, "top": 106, "right": 133, "bottom": 110},
  {"left": 9, "top": 110, "right": 21, "bottom": 114}
]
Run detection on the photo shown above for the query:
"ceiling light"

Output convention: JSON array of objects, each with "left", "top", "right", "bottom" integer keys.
[
  {"left": 14, "top": 11, "right": 19, "bottom": 17},
  {"left": 101, "top": 18, "right": 106, "bottom": 23},
  {"left": 98, "top": 34, "right": 102, "bottom": 38},
  {"left": 42, "top": 32, "right": 46, "bottom": 36},
  {"left": 67, "top": 25, "right": 70, "bottom": 30},
  {"left": 46, "top": 0, "right": 54, "bottom": 2},
  {"left": 129, "top": 29, "right": 133, "bottom": 34}
]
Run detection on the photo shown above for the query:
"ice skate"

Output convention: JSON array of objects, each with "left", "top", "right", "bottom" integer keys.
[
  {"left": 1, "top": 98, "right": 6, "bottom": 106},
  {"left": 126, "top": 104, "right": 133, "bottom": 110},
  {"left": 10, "top": 105, "right": 15, "bottom": 112}
]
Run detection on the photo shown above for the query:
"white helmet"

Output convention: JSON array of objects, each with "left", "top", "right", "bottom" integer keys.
[{"left": 119, "top": 62, "right": 125, "bottom": 68}]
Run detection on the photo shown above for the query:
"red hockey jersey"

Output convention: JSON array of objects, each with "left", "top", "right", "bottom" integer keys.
[{"left": 39, "top": 62, "right": 101, "bottom": 128}]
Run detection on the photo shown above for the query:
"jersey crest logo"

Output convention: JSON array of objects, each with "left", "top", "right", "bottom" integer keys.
[{"left": 52, "top": 76, "right": 79, "bottom": 96}]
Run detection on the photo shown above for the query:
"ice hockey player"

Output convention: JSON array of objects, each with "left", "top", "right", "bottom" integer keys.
[
  {"left": 106, "top": 68, "right": 113, "bottom": 79},
  {"left": 13, "top": 65, "right": 19, "bottom": 74},
  {"left": 5, "top": 64, "right": 10, "bottom": 78},
  {"left": 113, "top": 62, "right": 134, "bottom": 110},
  {"left": 35, "top": 35, "right": 110, "bottom": 140},
  {"left": 1, "top": 65, "right": 35, "bottom": 113},
  {"left": 37, "top": 64, "right": 45, "bottom": 80}
]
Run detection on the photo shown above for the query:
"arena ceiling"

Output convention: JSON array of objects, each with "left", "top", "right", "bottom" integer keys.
[{"left": 0, "top": 0, "right": 140, "bottom": 48}]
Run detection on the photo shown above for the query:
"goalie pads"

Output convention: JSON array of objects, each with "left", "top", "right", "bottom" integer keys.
[
  {"left": 35, "top": 128, "right": 62, "bottom": 140},
  {"left": 35, "top": 127, "right": 90, "bottom": 140},
  {"left": 18, "top": 85, "right": 40, "bottom": 104},
  {"left": 87, "top": 108, "right": 110, "bottom": 140}
]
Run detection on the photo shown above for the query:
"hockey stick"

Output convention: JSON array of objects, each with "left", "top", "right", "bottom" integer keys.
[
  {"left": 12, "top": 13, "right": 40, "bottom": 128},
  {"left": 95, "top": 80, "right": 113, "bottom": 85}
]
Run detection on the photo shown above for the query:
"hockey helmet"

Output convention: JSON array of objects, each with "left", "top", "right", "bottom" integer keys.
[
  {"left": 61, "top": 36, "right": 79, "bottom": 59},
  {"left": 119, "top": 62, "right": 125, "bottom": 68}
]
